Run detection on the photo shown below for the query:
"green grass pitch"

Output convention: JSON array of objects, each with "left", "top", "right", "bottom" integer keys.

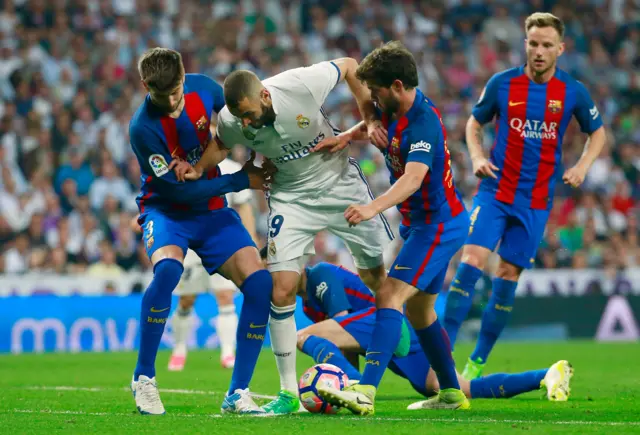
[{"left": 1, "top": 342, "right": 639, "bottom": 434}]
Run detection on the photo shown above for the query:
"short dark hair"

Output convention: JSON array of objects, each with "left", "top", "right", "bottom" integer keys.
[
  {"left": 356, "top": 41, "right": 419, "bottom": 89},
  {"left": 525, "top": 12, "right": 565, "bottom": 39},
  {"left": 223, "top": 70, "right": 263, "bottom": 109},
  {"left": 137, "top": 48, "right": 185, "bottom": 92}
]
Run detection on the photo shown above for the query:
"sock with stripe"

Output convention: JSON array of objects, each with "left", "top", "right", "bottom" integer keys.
[
  {"left": 172, "top": 305, "right": 193, "bottom": 356},
  {"left": 443, "top": 263, "right": 483, "bottom": 348},
  {"left": 228, "top": 269, "right": 272, "bottom": 394},
  {"left": 134, "top": 259, "right": 183, "bottom": 380},
  {"left": 216, "top": 304, "right": 238, "bottom": 359},
  {"left": 269, "top": 302, "right": 299, "bottom": 393},
  {"left": 471, "top": 278, "right": 518, "bottom": 364},
  {"left": 470, "top": 369, "right": 547, "bottom": 398},
  {"left": 415, "top": 318, "right": 459, "bottom": 390},
  {"left": 360, "top": 308, "right": 403, "bottom": 388},
  {"left": 301, "top": 335, "right": 362, "bottom": 381}
]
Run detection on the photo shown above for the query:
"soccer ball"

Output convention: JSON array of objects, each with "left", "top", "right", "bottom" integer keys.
[{"left": 298, "top": 363, "right": 348, "bottom": 414}]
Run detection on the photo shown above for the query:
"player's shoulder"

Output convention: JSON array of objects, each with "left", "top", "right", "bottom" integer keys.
[
  {"left": 408, "top": 92, "right": 441, "bottom": 130},
  {"left": 184, "top": 73, "right": 221, "bottom": 90},
  {"left": 264, "top": 64, "right": 327, "bottom": 96},
  {"left": 554, "top": 68, "right": 590, "bottom": 94},
  {"left": 488, "top": 66, "right": 523, "bottom": 86},
  {"left": 129, "top": 98, "right": 156, "bottom": 140}
]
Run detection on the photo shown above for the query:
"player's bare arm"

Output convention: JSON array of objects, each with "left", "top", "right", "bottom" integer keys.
[
  {"left": 563, "top": 125, "right": 606, "bottom": 188},
  {"left": 466, "top": 115, "right": 499, "bottom": 179},
  {"left": 345, "top": 161, "right": 428, "bottom": 226},
  {"left": 312, "top": 121, "right": 369, "bottom": 153},
  {"left": 331, "top": 58, "right": 388, "bottom": 148}
]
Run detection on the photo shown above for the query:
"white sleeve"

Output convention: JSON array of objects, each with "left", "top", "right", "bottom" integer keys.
[
  {"left": 295, "top": 61, "right": 341, "bottom": 107},
  {"left": 218, "top": 159, "right": 253, "bottom": 205},
  {"left": 215, "top": 107, "right": 248, "bottom": 149}
]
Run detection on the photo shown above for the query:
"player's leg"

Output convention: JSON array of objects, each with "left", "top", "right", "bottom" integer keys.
[
  {"left": 263, "top": 198, "right": 325, "bottom": 414},
  {"left": 466, "top": 207, "right": 550, "bottom": 378},
  {"left": 211, "top": 274, "right": 239, "bottom": 369},
  {"left": 327, "top": 182, "right": 411, "bottom": 358},
  {"left": 297, "top": 316, "right": 366, "bottom": 381},
  {"left": 132, "top": 211, "right": 188, "bottom": 415},
  {"left": 444, "top": 197, "right": 506, "bottom": 348},
  {"left": 195, "top": 208, "right": 272, "bottom": 414},
  {"left": 168, "top": 294, "right": 196, "bottom": 371},
  {"left": 396, "top": 213, "right": 471, "bottom": 410}
]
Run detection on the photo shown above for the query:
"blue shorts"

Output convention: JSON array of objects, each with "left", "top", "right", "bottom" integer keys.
[
  {"left": 466, "top": 195, "right": 550, "bottom": 269},
  {"left": 334, "top": 309, "right": 431, "bottom": 397},
  {"left": 139, "top": 207, "right": 255, "bottom": 275},
  {"left": 389, "top": 211, "right": 469, "bottom": 293}
]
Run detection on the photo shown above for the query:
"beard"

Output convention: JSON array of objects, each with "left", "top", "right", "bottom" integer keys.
[{"left": 254, "top": 102, "right": 276, "bottom": 128}]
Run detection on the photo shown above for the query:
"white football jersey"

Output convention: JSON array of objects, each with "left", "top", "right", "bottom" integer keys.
[
  {"left": 216, "top": 61, "right": 347, "bottom": 202},
  {"left": 183, "top": 158, "right": 253, "bottom": 268}
]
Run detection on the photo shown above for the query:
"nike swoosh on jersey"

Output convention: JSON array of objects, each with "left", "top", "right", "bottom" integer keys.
[
  {"left": 394, "top": 265, "right": 412, "bottom": 270},
  {"left": 508, "top": 101, "right": 526, "bottom": 107},
  {"left": 150, "top": 307, "right": 170, "bottom": 313}
]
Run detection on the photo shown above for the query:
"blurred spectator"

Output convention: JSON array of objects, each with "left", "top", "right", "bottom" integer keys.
[{"left": 0, "top": 0, "right": 638, "bottom": 279}]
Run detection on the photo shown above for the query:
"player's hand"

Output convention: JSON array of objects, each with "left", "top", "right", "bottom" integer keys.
[
  {"left": 243, "top": 151, "right": 269, "bottom": 191},
  {"left": 367, "top": 120, "right": 389, "bottom": 150},
  {"left": 311, "top": 131, "right": 351, "bottom": 153},
  {"left": 472, "top": 156, "right": 499, "bottom": 179},
  {"left": 344, "top": 203, "right": 378, "bottom": 226},
  {"left": 183, "top": 164, "right": 204, "bottom": 181},
  {"left": 563, "top": 165, "right": 587, "bottom": 188},
  {"left": 262, "top": 157, "right": 278, "bottom": 182},
  {"left": 130, "top": 215, "right": 142, "bottom": 234},
  {"left": 168, "top": 158, "right": 196, "bottom": 182}
]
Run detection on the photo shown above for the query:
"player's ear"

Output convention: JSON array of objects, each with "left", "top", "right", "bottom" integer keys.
[
  {"left": 260, "top": 88, "right": 271, "bottom": 104},
  {"left": 141, "top": 80, "right": 150, "bottom": 92},
  {"left": 392, "top": 79, "right": 403, "bottom": 93},
  {"left": 558, "top": 41, "right": 565, "bottom": 57}
]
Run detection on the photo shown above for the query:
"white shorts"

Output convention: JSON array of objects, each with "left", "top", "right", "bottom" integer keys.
[
  {"left": 175, "top": 250, "right": 238, "bottom": 296},
  {"left": 266, "top": 158, "right": 394, "bottom": 272}
]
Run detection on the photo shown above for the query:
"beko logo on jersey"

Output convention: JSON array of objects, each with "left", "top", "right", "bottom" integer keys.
[
  {"left": 409, "top": 141, "right": 431, "bottom": 153},
  {"left": 509, "top": 119, "right": 557, "bottom": 140},
  {"left": 273, "top": 133, "right": 325, "bottom": 164}
]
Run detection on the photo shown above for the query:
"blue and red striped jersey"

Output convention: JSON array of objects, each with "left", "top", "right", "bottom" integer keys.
[
  {"left": 302, "top": 262, "right": 375, "bottom": 323},
  {"left": 130, "top": 74, "right": 227, "bottom": 214},
  {"left": 472, "top": 65, "right": 603, "bottom": 210},
  {"left": 381, "top": 88, "right": 465, "bottom": 226}
]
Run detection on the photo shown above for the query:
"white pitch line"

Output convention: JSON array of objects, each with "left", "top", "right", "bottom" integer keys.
[
  {"left": 24, "top": 385, "right": 277, "bottom": 400},
  {"left": 16, "top": 386, "right": 640, "bottom": 427},
  {"left": 6, "top": 409, "right": 640, "bottom": 426}
]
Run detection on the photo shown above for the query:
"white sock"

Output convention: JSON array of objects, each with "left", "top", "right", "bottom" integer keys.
[
  {"left": 269, "top": 302, "right": 298, "bottom": 394},
  {"left": 216, "top": 304, "right": 238, "bottom": 359},
  {"left": 172, "top": 307, "right": 193, "bottom": 356}
]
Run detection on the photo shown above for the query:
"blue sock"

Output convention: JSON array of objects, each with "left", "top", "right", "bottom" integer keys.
[
  {"left": 415, "top": 319, "right": 459, "bottom": 390},
  {"left": 134, "top": 259, "right": 183, "bottom": 380},
  {"left": 360, "top": 308, "right": 403, "bottom": 388},
  {"left": 228, "top": 269, "right": 272, "bottom": 394},
  {"left": 470, "top": 369, "right": 547, "bottom": 398},
  {"left": 470, "top": 278, "right": 517, "bottom": 364},
  {"left": 301, "top": 335, "right": 362, "bottom": 381},
  {"left": 444, "top": 263, "right": 483, "bottom": 348}
]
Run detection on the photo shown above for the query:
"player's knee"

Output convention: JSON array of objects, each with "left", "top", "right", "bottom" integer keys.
[
  {"left": 271, "top": 275, "right": 298, "bottom": 306},
  {"left": 240, "top": 269, "right": 273, "bottom": 306},
  {"left": 495, "top": 259, "right": 522, "bottom": 281},
  {"left": 460, "top": 245, "right": 490, "bottom": 270},
  {"left": 215, "top": 290, "right": 235, "bottom": 306},
  {"left": 179, "top": 295, "right": 196, "bottom": 310},
  {"left": 152, "top": 259, "right": 184, "bottom": 292}
]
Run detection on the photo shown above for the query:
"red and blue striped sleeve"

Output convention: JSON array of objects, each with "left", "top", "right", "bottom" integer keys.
[
  {"left": 307, "top": 263, "right": 352, "bottom": 317},
  {"left": 403, "top": 113, "right": 441, "bottom": 169},
  {"left": 130, "top": 122, "right": 248, "bottom": 202},
  {"left": 472, "top": 72, "right": 502, "bottom": 124},
  {"left": 573, "top": 81, "right": 603, "bottom": 134}
]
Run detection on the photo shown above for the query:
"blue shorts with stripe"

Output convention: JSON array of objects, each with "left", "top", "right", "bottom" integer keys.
[
  {"left": 139, "top": 207, "right": 255, "bottom": 274},
  {"left": 335, "top": 308, "right": 432, "bottom": 397},
  {"left": 466, "top": 193, "right": 550, "bottom": 269},
  {"left": 389, "top": 210, "right": 469, "bottom": 293}
]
